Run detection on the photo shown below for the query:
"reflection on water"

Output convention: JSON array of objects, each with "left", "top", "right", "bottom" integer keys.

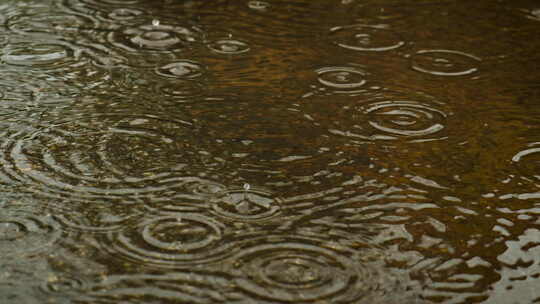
[{"left": 0, "top": 0, "right": 540, "bottom": 303}]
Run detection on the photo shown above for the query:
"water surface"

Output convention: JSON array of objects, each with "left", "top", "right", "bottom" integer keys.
[{"left": 1, "top": 0, "right": 540, "bottom": 303}]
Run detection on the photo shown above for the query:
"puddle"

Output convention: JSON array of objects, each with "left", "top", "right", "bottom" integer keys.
[{"left": 0, "top": 0, "right": 540, "bottom": 303}]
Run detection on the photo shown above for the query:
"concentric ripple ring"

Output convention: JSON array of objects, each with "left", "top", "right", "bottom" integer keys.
[
  {"left": 410, "top": 49, "right": 481, "bottom": 77},
  {"left": 228, "top": 235, "right": 392, "bottom": 303},
  {"left": 330, "top": 25, "right": 405, "bottom": 52},
  {"left": 207, "top": 38, "right": 250, "bottom": 55},
  {"left": 0, "top": 114, "right": 196, "bottom": 202},
  {"left": 103, "top": 214, "right": 233, "bottom": 267},
  {"left": 316, "top": 66, "right": 368, "bottom": 90},
  {"left": 0, "top": 210, "right": 61, "bottom": 257}
]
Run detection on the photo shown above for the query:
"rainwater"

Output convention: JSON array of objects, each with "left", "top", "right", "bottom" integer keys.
[{"left": 0, "top": 0, "right": 540, "bottom": 303}]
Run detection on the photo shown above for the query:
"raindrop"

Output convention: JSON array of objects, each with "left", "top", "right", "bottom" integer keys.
[
  {"left": 329, "top": 25, "right": 405, "bottom": 52},
  {"left": 410, "top": 49, "right": 481, "bottom": 77},
  {"left": 243, "top": 183, "right": 250, "bottom": 201}
]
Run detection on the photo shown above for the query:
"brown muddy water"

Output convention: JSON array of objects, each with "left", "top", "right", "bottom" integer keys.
[{"left": 0, "top": 0, "right": 539, "bottom": 303}]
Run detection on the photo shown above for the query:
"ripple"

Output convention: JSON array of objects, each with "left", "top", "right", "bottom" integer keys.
[
  {"left": 199, "top": 1, "right": 330, "bottom": 47},
  {"left": 184, "top": 178, "right": 228, "bottom": 197},
  {"left": 6, "top": 11, "right": 98, "bottom": 37},
  {"left": 79, "top": 0, "right": 145, "bottom": 6},
  {"left": 108, "top": 7, "right": 143, "bottom": 20},
  {"left": 410, "top": 49, "right": 481, "bottom": 77},
  {"left": 351, "top": 3, "right": 412, "bottom": 23},
  {"left": 155, "top": 60, "right": 204, "bottom": 79},
  {"left": 247, "top": 0, "right": 270, "bottom": 11},
  {"left": 0, "top": 71, "right": 81, "bottom": 118},
  {"left": 2, "top": 42, "right": 76, "bottom": 69},
  {"left": 0, "top": 286, "right": 39, "bottom": 304},
  {"left": 329, "top": 25, "right": 406, "bottom": 52},
  {"left": 207, "top": 38, "right": 251, "bottom": 55},
  {"left": 151, "top": 80, "right": 205, "bottom": 104},
  {"left": 361, "top": 100, "right": 446, "bottom": 139},
  {"left": 183, "top": 99, "right": 320, "bottom": 170},
  {"left": 520, "top": 7, "right": 540, "bottom": 22},
  {"left": 209, "top": 185, "right": 282, "bottom": 222},
  {"left": 144, "top": 178, "right": 226, "bottom": 214},
  {"left": 103, "top": 214, "right": 233, "bottom": 267},
  {"left": 108, "top": 21, "right": 201, "bottom": 52},
  {"left": 94, "top": 7, "right": 145, "bottom": 25},
  {"left": 40, "top": 275, "right": 87, "bottom": 295},
  {"left": 0, "top": 209, "right": 61, "bottom": 257},
  {"left": 79, "top": 272, "right": 231, "bottom": 303},
  {"left": 316, "top": 66, "right": 368, "bottom": 90},
  {"left": 325, "top": 90, "right": 448, "bottom": 143},
  {"left": 503, "top": 1, "right": 540, "bottom": 23},
  {"left": 0, "top": 41, "right": 109, "bottom": 89},
  {"left": 0, "top": 114, "right": 197, "bottom": 202},
  {"left": 512, "top": 142, "right": 540, "bottom": 180},
  {"left": 228, "top": 234, "right": 401, "bottom": 303},
  {"left": 53, "top": 204, "right": 145, "bottom": 233}
]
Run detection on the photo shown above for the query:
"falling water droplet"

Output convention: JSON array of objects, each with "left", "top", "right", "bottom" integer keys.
[
  {"left": 152, "top": 19, "right": 160, "bottom": 27},
  {"left": 243, "top": 183, "right": 251, "bottom": 201}
]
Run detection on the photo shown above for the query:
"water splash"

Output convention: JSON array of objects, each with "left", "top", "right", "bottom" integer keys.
[{"left": 209, "top": 184, "right": 282, "bottom": 222}]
